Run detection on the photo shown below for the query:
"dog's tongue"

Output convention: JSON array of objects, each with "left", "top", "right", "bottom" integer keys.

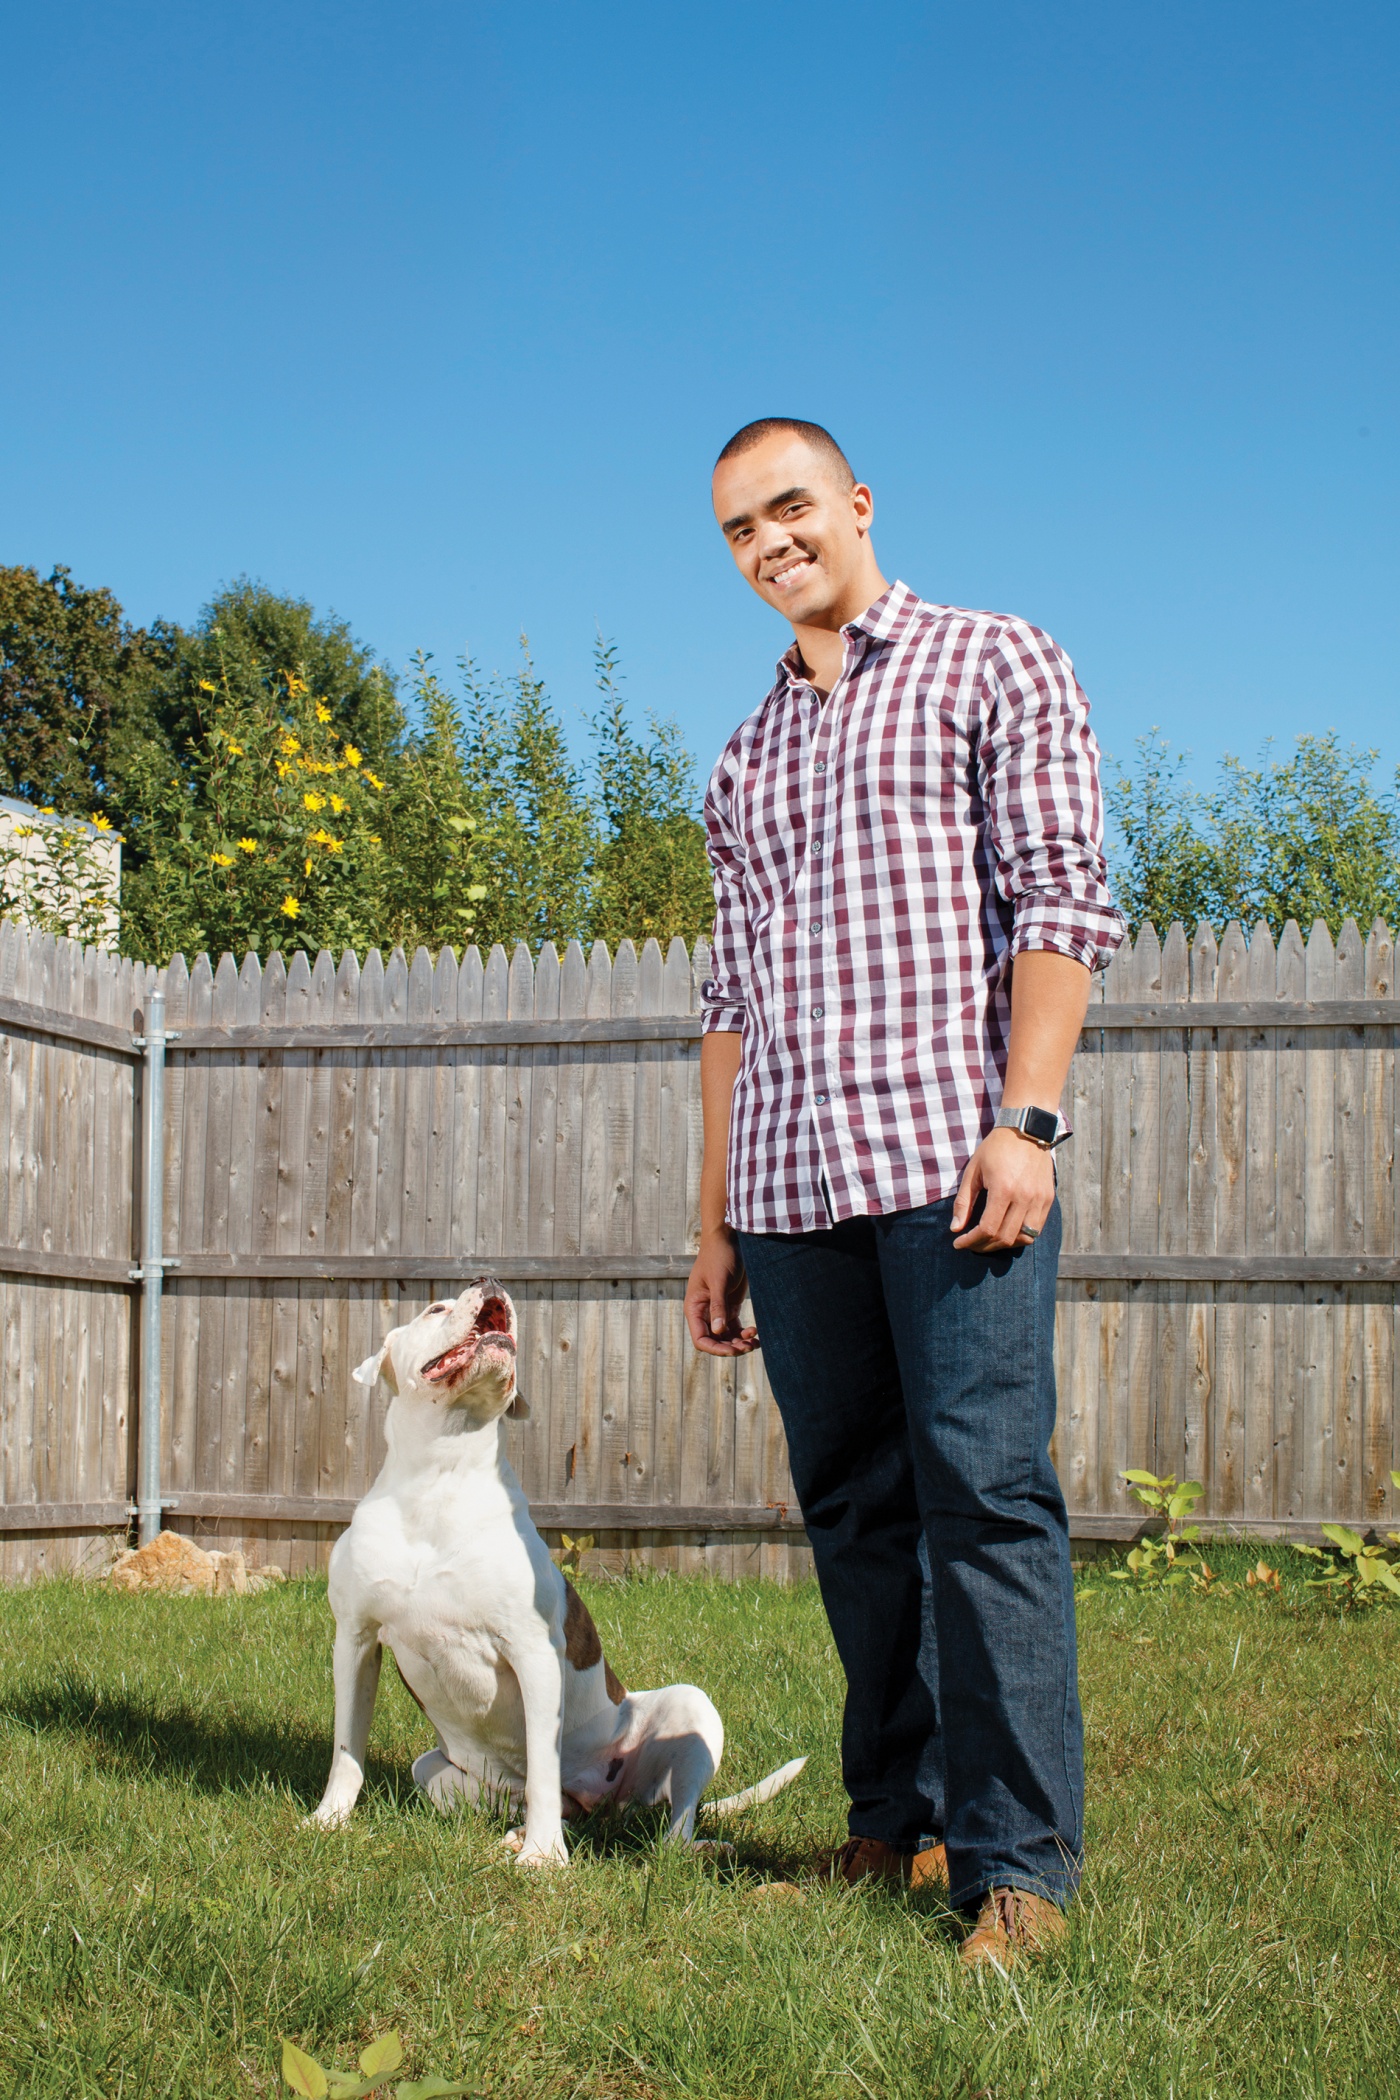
[
  {"left": 422, "top": 1339, "right": 476, "bottom": 1383},
  {"left": 421, "top": 1321, "right": 516, "bottom": 1384}
]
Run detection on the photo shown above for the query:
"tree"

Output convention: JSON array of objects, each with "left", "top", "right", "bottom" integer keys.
[
  {"left": 1106, "top": 730, "right": 1400, "bottom": 936},
  {"left": 0, "top": 564, "right": 164, "bottom": 818},
  {"left": 1210, "top": 737, "right": 1400, "bottom": 934},
  {"left": 454, "top": 646, "right": 597, "bottom": 952},
  {"left": 117, "top": 665, "right": 404, "bottom": 963},
  {"left": 1105, "top": 734, "right": 1221, "bottom": 934},
  {"left": 0, "top": 561, "right": 720, "bottom": 962},
  {"left": 116, "top": 580, "right": 414, "bottom": 960},
  {"left": 588, "top": 638, "right": 713, "bottom": 952}
]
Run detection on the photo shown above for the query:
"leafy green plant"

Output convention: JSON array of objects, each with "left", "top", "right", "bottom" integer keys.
[
  {"left": 281, "top": 2029, "right": 475, "bottom": 2100},
  {"left": 588, "top": 637, "right": 714, "bottom": 953},
  {"left": 120, "top": 656, "right": 420, "bottom": 962},
  {"left": 1293, "top": 1476, "right": 1400, "bottom": 1606},
  {"left": 0, "top": 561, "right": 166, "bottom": 819},
  {"left": 1111, "top": 1471, "right": 1206, "bottom": 1588},
  {"left": 1106, "top": 728, "right": 1400, "bottom": 937}
]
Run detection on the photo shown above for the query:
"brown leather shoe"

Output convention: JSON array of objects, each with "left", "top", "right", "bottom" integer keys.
[
  {"left": 816, "top": 1836, "right": 948, "bottom": 1891},
  {"left": 909, "top": 1842, "right": 949, "bottom": 1891},
  {"left": 960, "top": 1887, "right": 1068, "bottom": 1970}
]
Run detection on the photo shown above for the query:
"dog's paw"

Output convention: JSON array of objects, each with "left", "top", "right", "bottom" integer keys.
[
  {"left": 499, "top": 1828, "right": 526, "bottom": 1855},
  {"left": 512, "top": 1832, "right": 569, "bottom": 1870},
  {"left": 304, "top": 1803, "right": 352, "bottom": 1831}
]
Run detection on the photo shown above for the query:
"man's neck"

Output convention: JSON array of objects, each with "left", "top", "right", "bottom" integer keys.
[{"left": 789, "top": 568, "right": 890, "bottom": 694}]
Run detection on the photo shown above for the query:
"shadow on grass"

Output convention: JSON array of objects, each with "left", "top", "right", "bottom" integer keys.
[
  {"left": 0, "top": 1679, "right": 410, "bottom": 1806},
  {"left": 562, "top": 1801, "right": 956, "bottom": 1930}
]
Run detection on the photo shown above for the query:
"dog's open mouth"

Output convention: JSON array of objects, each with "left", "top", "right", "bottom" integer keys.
[{"left": 421, "top": 1294, "right": 516, "bottom": 1385}]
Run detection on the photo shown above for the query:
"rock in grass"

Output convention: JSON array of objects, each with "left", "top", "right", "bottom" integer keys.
[
  {"left": 109, "top": 1530, "right": 219, "bottom": 1593},
  {"left": 107, "top": 1530, "right": 285, "bottom": 1595}
]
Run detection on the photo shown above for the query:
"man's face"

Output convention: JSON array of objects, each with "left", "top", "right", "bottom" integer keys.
[{"left": 712, "top": 433, "right": 874, "bottom": 628}]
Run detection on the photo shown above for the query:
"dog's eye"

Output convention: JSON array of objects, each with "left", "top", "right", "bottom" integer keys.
[{"left": 425, "top": 1302, "right": 452, "bottom": 1317}]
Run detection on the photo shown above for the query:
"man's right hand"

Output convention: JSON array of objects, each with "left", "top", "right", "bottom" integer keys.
[{"left": 684, "top": 1227, "right": 760, "bottom": 1356}]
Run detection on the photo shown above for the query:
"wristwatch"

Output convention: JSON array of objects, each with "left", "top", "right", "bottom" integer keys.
[{"left": 994, "top": 1104, "right": 1068, "bottom": 1149}]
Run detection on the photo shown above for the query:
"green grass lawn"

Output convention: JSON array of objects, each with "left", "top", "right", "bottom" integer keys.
[{"left": 2, "top": 1551, "right": 1398, "bottom": 2099}]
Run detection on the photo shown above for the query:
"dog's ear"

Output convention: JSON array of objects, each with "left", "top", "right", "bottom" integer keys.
[
  {"left": 352, "top": 1339, "right": 400, "bottom": 1392},
  {"left": 505, "top": 1385, "right": 530, "bottom": 1420}
]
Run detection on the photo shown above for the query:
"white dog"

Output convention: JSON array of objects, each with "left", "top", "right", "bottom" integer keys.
[{"left": 310, "top": 1278, "right": 804, "bottom": 1866}]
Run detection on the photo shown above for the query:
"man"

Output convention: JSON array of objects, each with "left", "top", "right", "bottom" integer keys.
[{"left": 684, "top": 418, "right": 1123, "bottom": 1970}]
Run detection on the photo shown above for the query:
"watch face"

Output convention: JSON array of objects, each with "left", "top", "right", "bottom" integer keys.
[{"left": 1023, "top": 1106, "right": 1059, "bottom": 1146}]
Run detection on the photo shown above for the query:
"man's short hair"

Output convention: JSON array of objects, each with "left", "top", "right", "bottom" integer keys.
[{"left": 714, "top": 417, "right": 856, "bottom": 488}]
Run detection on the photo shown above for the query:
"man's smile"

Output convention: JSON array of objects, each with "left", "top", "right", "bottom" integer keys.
[{"left": 765, "top": 553, "right": 817, "bottom": 592}]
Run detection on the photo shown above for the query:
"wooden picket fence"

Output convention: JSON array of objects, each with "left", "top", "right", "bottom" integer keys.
[{"left": 0, "top": 912, "right": 1396, "bottom": 1583}]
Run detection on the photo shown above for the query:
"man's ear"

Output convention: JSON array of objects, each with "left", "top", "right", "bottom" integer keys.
[
  {"left": 352, "top": 1336, "right": 400, "bottom": 1391},
  {"left": 505, "top": 1386, "right": 530, "bottom": 1420}
]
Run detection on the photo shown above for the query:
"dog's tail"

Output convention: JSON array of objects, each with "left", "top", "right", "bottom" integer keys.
[{"left": 703, "top": 1755, "right": 807, "bottom": 1818}]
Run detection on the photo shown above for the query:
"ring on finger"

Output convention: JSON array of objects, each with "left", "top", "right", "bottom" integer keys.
[{"left": 1018, "top": 1225, "right": 1040, "bottom": 1242}]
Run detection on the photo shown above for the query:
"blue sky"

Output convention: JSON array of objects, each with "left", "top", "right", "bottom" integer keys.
[{"left": 2, "top": 0, "right": 1397, "bottom": 803}]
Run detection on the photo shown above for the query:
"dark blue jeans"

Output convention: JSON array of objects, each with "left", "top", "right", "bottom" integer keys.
[{"left": 738, "top": 1194, "right": 1083, "bottom": 1909}]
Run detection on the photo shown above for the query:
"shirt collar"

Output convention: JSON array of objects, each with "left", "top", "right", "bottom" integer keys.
[
  {"left": 774, "top": 579, "right": 922, "bottom": 689},
  {"left": 845, "top": 579, "right": 921, "bottom": 644}
]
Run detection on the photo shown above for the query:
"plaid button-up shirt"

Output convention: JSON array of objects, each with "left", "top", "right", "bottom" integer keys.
[{"left": 701, "top": 580, "right": 1124, "bottom": 1234}]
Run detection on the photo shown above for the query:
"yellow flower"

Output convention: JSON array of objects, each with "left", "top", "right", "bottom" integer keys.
[
  {"left": 275, "top": 760, "right": 292, "bottom": 778},
  {"left": 198, "top": 679, "right": 217, "bottom": 693},
  {"left": 329, "top": 794, "right": 346, "bottom": 816},
  {"left": 315, "top": 702, "right": 332, "bottom": 723},
  {"left": 281, "top": 895, "right": 300, "bottom": 918},
  {"left": 286, "top": 674, "right": 307, "bottom": 698},
  {"left": 211, "top": 852, "right": 234, "bottom": 868},
  {"left": 343, "top": 745, "right": 361, "bottom": 768},
  {"left": 365, "top": 770, "right": 385, "bottom": 791},
  {"left": 238, "top": 838, "right": 257, "bottom": 854},
  {"left": 12, "top": 824, "right": 34, "bottom": 837},
  {"left": 305, "top": 857, "right": 314, "bottom": 876},
  {"left": 368, "top": 834, "right": 381, "bottom": 845},
  {"left": 280, "top": 733, "right": 301, "bottom": 756},
  {"left": 303, "top": 792, "right": 326, "bottom": 813},
  {"left": 39, "top": 806, "right": 56, "bottom": 815},
  {"left": 89, "top": 813, "right": 113, "bottom": 831},
  {"left": 226, "top": 740, "right": 245, "bottom": 757}
]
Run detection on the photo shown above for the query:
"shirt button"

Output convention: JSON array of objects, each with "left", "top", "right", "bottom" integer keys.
[
  {"left": 814, "top": 759, "right": 826, "bottom": 774},
  {"left": 814, "top": 1093, "right": 827, "bottom": 1106},
  {"left": 812, "top": 838, "right": 823, "bottom": 853},
  {"left": 812, "top": 1006, "right": 824, "bottom": 1019},
  {"left": 810, "top": 920, "right": 823, "bottom": 935}
]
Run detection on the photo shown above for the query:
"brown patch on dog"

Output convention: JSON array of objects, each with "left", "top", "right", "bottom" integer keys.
[{"left": 564, "top": 1578, "right": 626, "bottom": 1702}]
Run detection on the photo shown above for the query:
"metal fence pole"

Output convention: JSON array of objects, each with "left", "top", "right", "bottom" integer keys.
[{"left": 135, "top": 986, "right": 168, "bottom": 1547}]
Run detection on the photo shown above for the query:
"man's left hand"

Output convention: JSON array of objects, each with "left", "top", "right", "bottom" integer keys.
[{"left": 950, "top": 1126, "right": 1056, "bottom": 1252}]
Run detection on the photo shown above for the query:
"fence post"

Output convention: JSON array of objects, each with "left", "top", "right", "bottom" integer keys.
[{"left": 135, "top": 985, "right": 170, "bottom": 1546}]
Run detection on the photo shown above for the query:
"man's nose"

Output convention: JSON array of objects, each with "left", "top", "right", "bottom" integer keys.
[{"left": 756, "top": 520, "right": 794, "bottom": 561}]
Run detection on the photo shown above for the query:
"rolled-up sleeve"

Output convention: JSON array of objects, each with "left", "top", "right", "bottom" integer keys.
[
  {"left": 700, "top": 759, "right": 752, "bottom": 1033},
  {"left": 977, "top": 620, "right": 1126, "bottom": 973}
]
